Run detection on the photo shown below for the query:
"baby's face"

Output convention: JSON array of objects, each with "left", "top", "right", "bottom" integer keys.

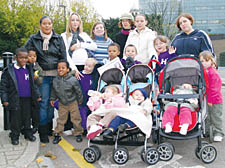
[
  {"left": 132, "top": 90, "right": 145, "bottom": 102},
  {"left": 104, "top": 88, "right": 116, "bottom": 99},
  {"left": 182, "top": 83, "right": 192, "bottom": 89}
]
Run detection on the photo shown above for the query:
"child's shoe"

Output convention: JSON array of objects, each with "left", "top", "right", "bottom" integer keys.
[
  {"left": 75, "top": 135, "right": 83, "bottom": 143},
  {"left": 11, "top": 137, "right": 19, "bottom": 145},
  {"left": 213, "top": 136, "right": 223, "bottom": 142},
  {"left": 179, "top": 124, "right": 189, "bottom": 135},
  {"left": 52, "top": 134, "right": 62, "bottom": 144},
  {"left": 87, "top": 125, "right": 102, "bottom": 139},
  {"left": 118, "top": 124, "right": 129, "bottom": 132},
  {"left": 24, "top": 134, "right": 36, "bottom": 142},
  {"left": 103, "top": 128, "right": 114, "bottom": 139},
  {"left": 165, "top": 123, "right": 172, "bottom": 133}
]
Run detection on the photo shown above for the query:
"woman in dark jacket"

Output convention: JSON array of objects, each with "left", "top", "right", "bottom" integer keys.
[
  {"left": 171, "top": 13, "right": 215, "bottom": 58},
  {"left": 25, "top": 16, "right": 66, "bottom": 143},
  {"left": 115, "top": 13, "right": 135, "bottom": 59}
]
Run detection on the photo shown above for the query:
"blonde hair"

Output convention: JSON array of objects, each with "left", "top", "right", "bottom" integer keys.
[
  {"left": 199, "top": 51, "right": 217, "bottom": 67},
  {"left": 90, "top": 21, "right": 108, "bottom": 40},
  {"left": 105, "top": 86, "right": 120, "bottom": 95},
  {"left": 66, "top": 13, "right": 83, "bottom": 38},
  {"left": 153, "top": 35, "right": 170, "bottom": 50},
  {"left": 86, "top": 58, "right": 97, "bottom": 67}
]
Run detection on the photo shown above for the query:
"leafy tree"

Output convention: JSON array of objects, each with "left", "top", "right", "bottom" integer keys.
[{"left": 102, "top": 18, "right": 120, "bottom": 42}]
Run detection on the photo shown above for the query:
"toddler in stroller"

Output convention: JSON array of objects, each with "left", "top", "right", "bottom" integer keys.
[
  {"left": 162, "top": 83, "right": 198, "bottom": 135},
  {"left": 86, "top": 85, "right": 126, "bottom": 139},
  {"left": 103, "top": 88, "right": 151, "bottom": 139}
]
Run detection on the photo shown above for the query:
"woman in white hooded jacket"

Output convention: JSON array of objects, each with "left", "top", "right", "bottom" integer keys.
[
  {"left": 61, "top": 13, "right": 97, "bottom": 79},
  {"left": 125, "top": 14, "right": 157, "bottom": 64}
]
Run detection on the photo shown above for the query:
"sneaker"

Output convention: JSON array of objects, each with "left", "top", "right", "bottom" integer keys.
[
  {"left": 52, "top": 134, "right": 62, "bottom": 144},
  {"left": 179, "top": 124, "right": 189, "bottom": 135},
  {"left": 118, "top": 124, "right": 129, "bottom": 132},
  {"left": 75, "top": 135, "right": 83, "bottom": 143},
  {"left": 165, "top": 123, "right": 172, "bottom": 133},
  {"left": 103, "top": 129, "right": 114, "bottom": 139},
  {"left": 214, "top": 136, "right": 223, "bottom": 142},
  {"left": 87, "top": 125, "right": 102, "bottom": 139}
]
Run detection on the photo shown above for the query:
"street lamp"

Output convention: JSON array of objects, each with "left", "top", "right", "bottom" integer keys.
[{"left": 59, "top": 4, "right": 66, "bottom": 31}]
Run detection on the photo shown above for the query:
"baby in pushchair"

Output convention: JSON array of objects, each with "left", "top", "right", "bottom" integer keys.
[
  {"left": 86, "top": 85, "right": 126, "bottom": 139},
  {"left": 102, "top": 88, "right": 152, "bottom": 139},
  {"left": 162, "top": 83, "right": 198, "bottom": 135}
]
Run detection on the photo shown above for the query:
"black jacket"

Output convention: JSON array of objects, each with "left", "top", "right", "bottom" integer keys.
[
  {"left": 24, "top": 30, "right": 67, "bottom": 71},
  {"left": 0, "top": 63, "right": 41, "bottom": 111}
]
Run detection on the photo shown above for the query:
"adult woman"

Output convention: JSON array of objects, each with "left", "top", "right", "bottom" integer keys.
[
  {"left": 125, "top": 14, "right": 157, "bottom": 64},
  {"left": 115, "top": 13, "right": 135, "bottom": 59},
  {"left": 171, "top": 13, "right": 215, "bottom": 58},
  {"left": 90, "top": 21, "right": 113, "bottom": 65},
  {"left": 25, "top": 16, "right": 66, "bottom": 143},
  {"left": 61, "top": 13, "right": 97, "bottom": 78}
]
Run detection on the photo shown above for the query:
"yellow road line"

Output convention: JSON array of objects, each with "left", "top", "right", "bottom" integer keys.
[{"left": 58, "top": 137, "right": 96, "bottom": 168}]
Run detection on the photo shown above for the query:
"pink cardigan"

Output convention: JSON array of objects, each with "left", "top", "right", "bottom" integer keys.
[{"left": 206, "top": 67, "right": 223, "bottom": 104}]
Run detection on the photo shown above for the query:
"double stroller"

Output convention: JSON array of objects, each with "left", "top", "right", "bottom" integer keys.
[
  {"left": 83, "top": 64, "right": 160, "bottom": 165},
  {"left": 155, "top": 55, "right": 217, "bottom": 164}
]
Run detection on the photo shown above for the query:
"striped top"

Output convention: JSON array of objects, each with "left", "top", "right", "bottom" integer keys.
[{"left": 93, "top": 35, "right": 113, "bottom": 64}]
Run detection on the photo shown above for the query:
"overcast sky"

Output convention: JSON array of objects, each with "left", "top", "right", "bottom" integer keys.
[{"left": 90, "top": 0, "right": 139, "bottom": 19}]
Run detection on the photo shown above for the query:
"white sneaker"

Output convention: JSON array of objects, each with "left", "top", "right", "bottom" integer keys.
[
  {"left": 179, "top": 124, "right": 189, "bottom": 135},
  {"left": 165, "top": 123, "right": 172, "bottom": 133},
  {"left": 214, "top": 136, "right": 223, "bottom": 142},
  {"left": 87, "top": 125, "right": 102, "bottom": 139}
]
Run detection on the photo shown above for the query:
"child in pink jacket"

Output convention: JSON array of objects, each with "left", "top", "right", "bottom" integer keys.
[
  {"left": 199, "top": 51, "right": 224, "bottom": 142},
  {"left": 86, "top": 85, "right": 126, "bottom": 139}
]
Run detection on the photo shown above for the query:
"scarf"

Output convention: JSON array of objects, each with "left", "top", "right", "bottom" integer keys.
[
  {"left": 40, "top": 30, "right": 53, "bottom": 51},
  {"left": 68, "top": 30, "right": 84, "bottom": 57},
  {"left": 121, "top": 28, "right": 130, "bottom": 35}
]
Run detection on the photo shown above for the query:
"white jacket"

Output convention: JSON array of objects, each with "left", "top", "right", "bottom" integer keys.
[
  {"left": 61, "top": 32, "right": 97, "bottom": 69},
  {"left": 125, "top": 27, "right": 157, "bottom": 64}
]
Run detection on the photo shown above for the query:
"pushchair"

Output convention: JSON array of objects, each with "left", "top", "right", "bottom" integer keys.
[
  {"left": 83, "top": 65, "right": 159, "bottom": 165},
  {"left": 156, "top": 55, "right": 217, "bottom": 164}
]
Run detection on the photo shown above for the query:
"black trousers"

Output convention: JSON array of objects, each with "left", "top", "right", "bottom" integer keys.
[{"left": 10, "top": 97, "right": 32, "bottom": 138}]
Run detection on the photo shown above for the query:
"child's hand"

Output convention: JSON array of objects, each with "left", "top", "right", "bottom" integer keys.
[
  {"left": 168, "top": 46, "right": 176, "bottom": 54},
  {"left": 3, "top": 102, "right": 9, "bottom": 107},
  {"left": 208, "top": 103, "right": 213, "bottom": 106},
  {"left": 50, "top": 101, "right": 55, "bottom": 107},
  {"left": 37, "top": 97, "right": 41, "bottom": 102}
]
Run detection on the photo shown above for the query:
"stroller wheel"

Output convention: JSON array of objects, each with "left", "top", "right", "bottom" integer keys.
[
  {"left": 144, "top": 148, "right": 159, "bottom": 165},
  {"left": 199, "top": 144, "right": 217, "bottom": 164},
  {"left": 83, "top": 147, "right": 98, "bottom": 163},
  {"left": 90, "top": 145, "right": 101, "bottom": 160},
  {"left": 157, "top": 143, "right": 174, "bottom": 161},
  {"left": 113, "top": 147, "right": 129, "bottom": 165},
  {"left": 195, "top": 141, "right": 208, "bottom": 159},
  {"left": 161, "top": 142, "right": 175, "bottom": 153},
  {"left": 140, "top": 146, "right": 152, "bottom": 162}
]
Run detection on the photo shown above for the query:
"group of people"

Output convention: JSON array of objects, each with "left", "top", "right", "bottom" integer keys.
[{"left": 0, "top": 11, "right": 223, "bottom": 147}]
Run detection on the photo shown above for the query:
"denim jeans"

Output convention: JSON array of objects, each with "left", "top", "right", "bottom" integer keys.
[{"left": 39, "top": 76, "right": 54, "bottom": 125}]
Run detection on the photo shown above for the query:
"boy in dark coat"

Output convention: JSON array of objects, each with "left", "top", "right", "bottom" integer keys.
[{"left": 0, "top": 48, "right": 41, "bottom": 145}]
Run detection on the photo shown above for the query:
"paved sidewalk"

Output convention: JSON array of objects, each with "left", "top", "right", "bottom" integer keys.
[
  {"left": 0, "top": 131, "right": 39, "bottom": 168},
  {"left": 0, "top": 68, "right": 225, "bottom": 168}
]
